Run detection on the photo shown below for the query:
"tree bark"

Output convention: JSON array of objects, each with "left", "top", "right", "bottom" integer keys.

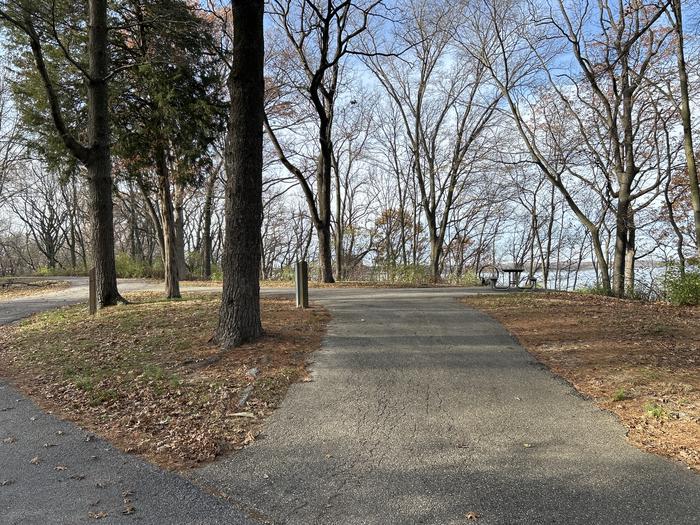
[
  {"left": 672, "top": 0, "right": 700, "bottom": 256},
  {"left": 86, "top": 0, "right": 121, "bottom": 307},
  {"left": 214, "top": 0, "right": 264, "bottom": 348},
  {"left": 624, "top": 207, "right": 636, "bottom": 296},
  {"left": 201, "top": 170, "right": 217, "bottom": 279},
  {"left": 156, "top": 147, "right": 181, "bottom": 299},
  {"left": 173, "top": 181, "right": 188, "bottom": 279},
  {"left": 317, "top": 152, "right": 334, "bottom": 283}
]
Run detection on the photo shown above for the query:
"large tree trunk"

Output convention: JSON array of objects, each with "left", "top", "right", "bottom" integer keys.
[
  {"left": 201, "top": 170, "right": 216, "bottom": 280},
  {"left": 317, "top": 154, "right": 334, "bottom": 283},
  {"left": 156, "top": 148, "right": 181, "bottom": 299},
  {"left": 87, "top": 0, "right": 121, "bottom": 307},
  {"left": 429, "top": 235, "right": 442, "bottom": 282},
  {"left": 672, "top": 0, "right": 700, "bottom": 256},
  {"left": 214, "top": 0, "right": 264, "bottom": 349},
  {"left": 612, "top": 187, "right": 631, "bottom": 297},
  {"left": 173, "top": 181, "right": 188, "bottom": 279},
  {"left": 317, "top": 222, "right": 334, "bottom": 283}
]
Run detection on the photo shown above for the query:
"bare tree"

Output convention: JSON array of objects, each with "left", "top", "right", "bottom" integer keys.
[
  {"left": 264, "top": 0, "right": 385, "bottom": 282},
  {"left": 9, "top": 165, "right": 68, "bottom": 269},
  {"left": 367, "top": 0, "right": 500, "bottom": 281},
  {"left": 666, "top": 0, "right": 700, "bottom": 256},
  {"left": 0, "top": 61, "right": 23, "bottom": 207}
]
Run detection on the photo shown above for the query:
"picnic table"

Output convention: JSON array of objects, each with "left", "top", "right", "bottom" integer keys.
[
  {"left": 478, "top": 265, "right": 536, "bottom": 290},
  {"left": 501, "top": 267, "right": 524, "bottom": 288}
]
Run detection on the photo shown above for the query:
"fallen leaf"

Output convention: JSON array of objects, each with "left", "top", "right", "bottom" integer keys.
[
  {"left": 88, "top": 511, "right": 107, "bottom": 520},
  {"left": 54, "top": 465, "right": 68, "bottom": 471},
  {"left": 3, "top": 437, "right": 16, "bottom": 444},
  {"left": 230, "top": 412, "right": 255, "bottom": 418},
  {"left": 466, "top": 511, "right": 480, "bottom": 520},
  {"left": 30, "top": 456, "right": 41, "bottom": 465}
]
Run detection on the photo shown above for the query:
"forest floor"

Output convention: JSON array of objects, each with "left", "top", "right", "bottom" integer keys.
[
  {"left": 0, "top": 277, "right": 70, "bottom": 299},
  {"left": 462, "top": 292, "right": 700, "bottom": 471},
  {"left": 0, "top": 291, "right": 330, "bottom": 470}
]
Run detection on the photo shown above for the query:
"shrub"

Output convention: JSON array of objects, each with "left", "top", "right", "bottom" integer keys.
[
  {"left": 370, "top": 264, "right": 433, "bottom": 284},
  {"left": 664, "top": 265, "right": 700, "bottom": 306},
  {"left": 611, "top": 388, "right": 630, "bottom": 402},
  {"left": 577, "top": 283, "right": 611, "bottom": 296},
  {"left": 445, "top": 270, "right": 480, "bottom": 287},
  {"left": 35, "top": 266, "right": 88, "bottom": 277},
  {"left": 115, "top": 252, "right": 163, "bottom": 279}
]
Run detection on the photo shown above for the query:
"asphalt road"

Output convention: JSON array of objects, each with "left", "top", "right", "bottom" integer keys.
[
  {"left": 192, "top": 288, "right": 700, "bottom": 525},
  {"left": 1, "top": 280, "right": 699, "bottom": 524}
]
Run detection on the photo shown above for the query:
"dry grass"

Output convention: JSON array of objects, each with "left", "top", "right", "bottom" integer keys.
[
  {"left": 0, "top": 291, "right": 330, "bottom": 470},
  {"left": 463, "top": 292, "right": 700, "bottom": 471},
  {"left": 0, "top": 278, "right": 70, "bottom": 299}
]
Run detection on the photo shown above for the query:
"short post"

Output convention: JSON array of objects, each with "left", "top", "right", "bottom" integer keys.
[
  {"left": 88, "top": 267, "right": 97, "bottom": 315},
  {"left": 295, "top": 261, "right": 309, "bottom": 309}
]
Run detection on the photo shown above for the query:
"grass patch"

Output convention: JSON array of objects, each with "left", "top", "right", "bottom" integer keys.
[
  {"left": 0, "top": 291, "right": 330, "bottom": 470},
  {"left": 462, "top": 292, "right": 700, "bottom": 471},
  {"left": 644, "top": 402, "right": 668, "bottom": 420},
  {"left": 612, "top": 388, "right": 630, "bottom": 402}
]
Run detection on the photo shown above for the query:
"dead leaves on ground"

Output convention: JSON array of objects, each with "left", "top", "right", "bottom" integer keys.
[
  {"left": 0, "top": 294, "right": 330, "bottom": 470},
  {"left": 464, "top": 293, "right": 700, "bottom": 471}
]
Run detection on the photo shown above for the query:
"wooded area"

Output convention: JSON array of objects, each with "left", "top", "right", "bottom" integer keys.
[{"left": 1, "top": 0, "right": 700, "bottom": 326}]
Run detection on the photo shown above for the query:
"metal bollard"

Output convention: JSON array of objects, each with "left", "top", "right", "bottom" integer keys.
[{"left": 295, "top": 261, "right": 309, "bottom": 308}]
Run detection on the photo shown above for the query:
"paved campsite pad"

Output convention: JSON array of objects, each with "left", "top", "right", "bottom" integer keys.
[{"left": 191, "top": 289, "right": 700, "bottom": 524}]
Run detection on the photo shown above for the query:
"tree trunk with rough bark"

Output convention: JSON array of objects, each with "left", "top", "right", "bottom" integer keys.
[
  {"left": 672, "top": 0, "right": 700, "bottom": 256},
  {"left": 201, "top": 170, "right": 216, "bottom": 280},
  {"left": 173, "top": 181, "right": 188, "bottom": 279},
  {"left": 156, "top": 148, "right": 181, "bottom": 299},
  {"left": 86, "top": 0, "right": 121, "bottom": 307},
  {"left": 214, "top": 0, "right": 264, "bottom": 348}
]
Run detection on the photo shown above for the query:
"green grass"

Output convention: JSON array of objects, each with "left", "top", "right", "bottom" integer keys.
[
  {"left": 644, "top": 402, "right": 667, "bottom": 419},
  {"left": 612, "top": 388, "right": 630, "bottom": 402}
]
